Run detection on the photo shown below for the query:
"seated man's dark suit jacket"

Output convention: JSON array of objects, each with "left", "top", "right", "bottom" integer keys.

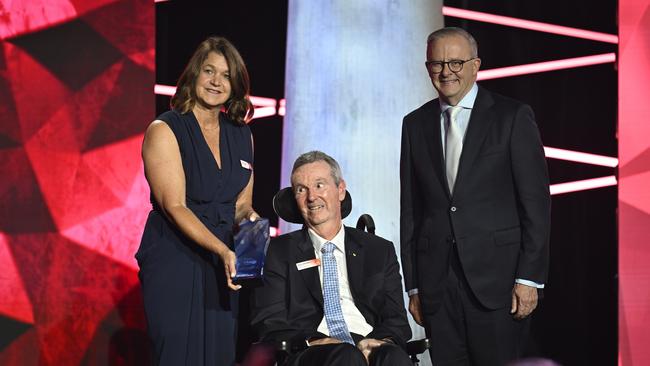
[
  {"left": 400, "top": 86, "right": 551, "bottom": 314},
  {"left": 251, "top": 226, "right": 412, "bottom": 348}
]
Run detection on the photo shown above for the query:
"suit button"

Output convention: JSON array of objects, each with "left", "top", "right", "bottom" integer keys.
[{"left": 450, "top": 206, "right": 457, "bottom": 212}]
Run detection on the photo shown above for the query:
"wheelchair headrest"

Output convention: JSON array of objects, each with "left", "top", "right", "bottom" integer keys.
[{"left": 272, "top": 187, "right": 353, "bottom": 224}]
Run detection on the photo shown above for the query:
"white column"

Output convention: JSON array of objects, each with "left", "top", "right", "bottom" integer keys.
[{"left": 281, "top": 2, "right": 443, "bottom": 363}]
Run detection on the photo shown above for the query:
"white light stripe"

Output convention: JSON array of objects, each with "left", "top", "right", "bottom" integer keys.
[
  {"left": 250, "top": 96, "right": 277, "bottom": 107},
  {"left": 278, "top": 99, "right": 286, "bottom": 116},
  {"left": 251, "top": 107, "right": 277, "bottom": 120},
  {"left": 550, "top": 175, "right": 617, "bottom": 195},
  {"left": 270, "top": 227, "right": 279, "bottom": 237},
  {"left": 442, "top": 6, "right": 619, "bottom": 44},
  {"left": 154, "top": 84, "right": 176, "bottom": 96},
  {"left": 477, "top": 53, "right": 616, "bottom": 81},
  {"left": 154, "top": 84, "right": 278, "bottom": 114},
  {"left": 544, "top": 147, "right": 618, "bottom": 167}
]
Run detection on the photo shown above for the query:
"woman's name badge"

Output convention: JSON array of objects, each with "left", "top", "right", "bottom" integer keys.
[
  {"left": 240, "top": 160, "right": 252, "bottom": 170},
  {"left": 296, "top": 259, "right": 320, "bottom": 271}
]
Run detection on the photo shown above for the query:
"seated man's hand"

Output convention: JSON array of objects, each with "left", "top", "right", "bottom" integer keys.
[
  {"left": 308, "top": 337, "right": 342, "bottom": 346},
  {"left": 356, "top": 338, "right": 386, "bottom": 362}
]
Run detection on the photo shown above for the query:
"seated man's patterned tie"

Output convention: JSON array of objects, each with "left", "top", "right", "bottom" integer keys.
[{"left": 321, "top": 241, "right": 354, "bottom": 344}]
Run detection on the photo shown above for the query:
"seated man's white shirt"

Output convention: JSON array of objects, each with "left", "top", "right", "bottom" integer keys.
[{"left": 308, "top": 226, "right": 374, "bottom": 337}]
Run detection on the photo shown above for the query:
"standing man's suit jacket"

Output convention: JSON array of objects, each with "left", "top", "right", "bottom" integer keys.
[
  {"left": 251, "top": 226, "right": 411, "bottom": 348},
  {"left": 400, "top": 86, "right": 551, "bottom": 313}
]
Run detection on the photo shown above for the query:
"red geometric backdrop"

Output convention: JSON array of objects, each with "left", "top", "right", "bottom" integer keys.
[
  {"left": 619, "top": 0, "right": 650, "bottom": 365},
  {"left": 0, "top": 0, "right": 153, "bottom": 364}
]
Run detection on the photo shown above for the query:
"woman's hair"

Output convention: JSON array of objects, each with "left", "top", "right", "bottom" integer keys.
[{"left": 171, "top": 36, "right": 254, "bottom": 124}]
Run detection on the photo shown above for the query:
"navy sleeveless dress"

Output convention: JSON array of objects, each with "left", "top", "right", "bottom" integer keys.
[{"left": 136, "top": 110, "right": 253, "bottom": 366}]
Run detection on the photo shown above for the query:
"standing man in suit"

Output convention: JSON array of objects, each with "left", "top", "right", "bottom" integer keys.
[
  {"left": 400, "top": 27, "right": 551, "bottom": 365},
  {"left": 252, "top": 151, "right": 412, "bottom": 366}
]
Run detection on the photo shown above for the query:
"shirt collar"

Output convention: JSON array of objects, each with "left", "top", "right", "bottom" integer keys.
[
  {"left": 439, "top": 82, "right": 479, "bottom": 113},
  {"left": 308, "top": 224, "right": 345, "bottom": 254}
]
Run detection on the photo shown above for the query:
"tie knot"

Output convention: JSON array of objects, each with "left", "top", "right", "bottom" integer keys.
[
  {"left": 321, "top": 242, "right": 335, "bottom": 254},
  {"left": 445, "top": 106, "right": 462, "bottom": 121}
]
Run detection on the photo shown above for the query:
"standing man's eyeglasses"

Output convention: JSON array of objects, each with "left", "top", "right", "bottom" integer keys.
[{"left": 425, "top": 58, "right": 477, "bottom": 73}]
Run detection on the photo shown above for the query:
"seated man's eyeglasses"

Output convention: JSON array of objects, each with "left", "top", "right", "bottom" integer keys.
[{"left": 425, "top": 58, "right": 476, "bottom": 74}]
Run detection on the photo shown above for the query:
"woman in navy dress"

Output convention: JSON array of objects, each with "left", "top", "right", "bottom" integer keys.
[{"left": 136, "top": 37, "right": 258, "bottom": 366}]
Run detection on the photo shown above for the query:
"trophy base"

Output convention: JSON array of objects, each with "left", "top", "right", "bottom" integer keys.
[{"left": 232, "top": 275, "right": 263, "bottom": 287}]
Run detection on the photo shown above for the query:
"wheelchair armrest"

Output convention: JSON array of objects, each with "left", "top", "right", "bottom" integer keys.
[
  {"left": 275, "top": 340, "right": 290, "bottom": 352},
  {"left": 406, "top": 338, "right": 430, "bottom": 356},
  {"left": 247, "top": 338, "right": 429, "bottom": 365},
  {"left": 272, "top": 339, "right": 308, "bottom": 354},
  {"left": 244, "top": 340, "right": 308, "bottom": 366},
  {"left": 277, "top": 338, "right": 429, "bottom": 355},
  {"left": 244, "top": 341, "right": 287, "bottom": 366}
]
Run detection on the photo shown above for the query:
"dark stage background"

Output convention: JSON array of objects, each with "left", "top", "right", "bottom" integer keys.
[{"left": 0, "top": 0, "right": 617, "bottom": 365}]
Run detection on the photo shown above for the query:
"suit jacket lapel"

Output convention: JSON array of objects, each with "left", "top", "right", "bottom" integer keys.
[
  {"left": 344, "top": 228, "right": 365, "bottom": 304},
  {"left": 422, "top": 102, "right": 451, "bottom": 198},
  {"left": 296, "top": 229, "right": 323, "bottom": 306},
  {"left": 454, "top": 87, "right": 495, "bottom": 197}
]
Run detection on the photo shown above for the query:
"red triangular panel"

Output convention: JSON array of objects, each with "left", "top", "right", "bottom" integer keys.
[
  {"left": 7, "top": 233, "right": 140, "bottom": 366},
  {"left": 0, "top": 148, "right": 57, "bottom": 233},
  {"left": 2, "top": 42, "right": 71, "bottom": 142},
  {"left": 0, "top": 1, "right": 77, "bottom": 40},
  {"left": 82, "top": 0, "right": 154, "bottom": 69},
  {"left": 0, "top": 233, "right": 35, "bottom": 324}
]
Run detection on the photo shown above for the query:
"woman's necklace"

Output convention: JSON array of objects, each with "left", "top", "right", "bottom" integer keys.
[{"left": 200, "top": 123, "right": 219, "bottom": 131}]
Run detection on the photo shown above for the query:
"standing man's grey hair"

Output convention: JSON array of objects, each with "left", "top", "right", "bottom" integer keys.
[
  {"left": 291, "top": 151, "right": 343, "bottom": 185},
  {"left": 427, "top": 27, "right": 479, "bottom": 58}
]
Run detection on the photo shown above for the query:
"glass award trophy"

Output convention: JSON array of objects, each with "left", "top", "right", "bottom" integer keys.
[{"left": 232, "top": 218, "right": 270, "bottom": 286}]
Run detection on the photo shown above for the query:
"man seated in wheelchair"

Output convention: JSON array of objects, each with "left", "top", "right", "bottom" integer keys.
[{"left": 251, "top": 151, "right": 412, "bottom": 366}]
